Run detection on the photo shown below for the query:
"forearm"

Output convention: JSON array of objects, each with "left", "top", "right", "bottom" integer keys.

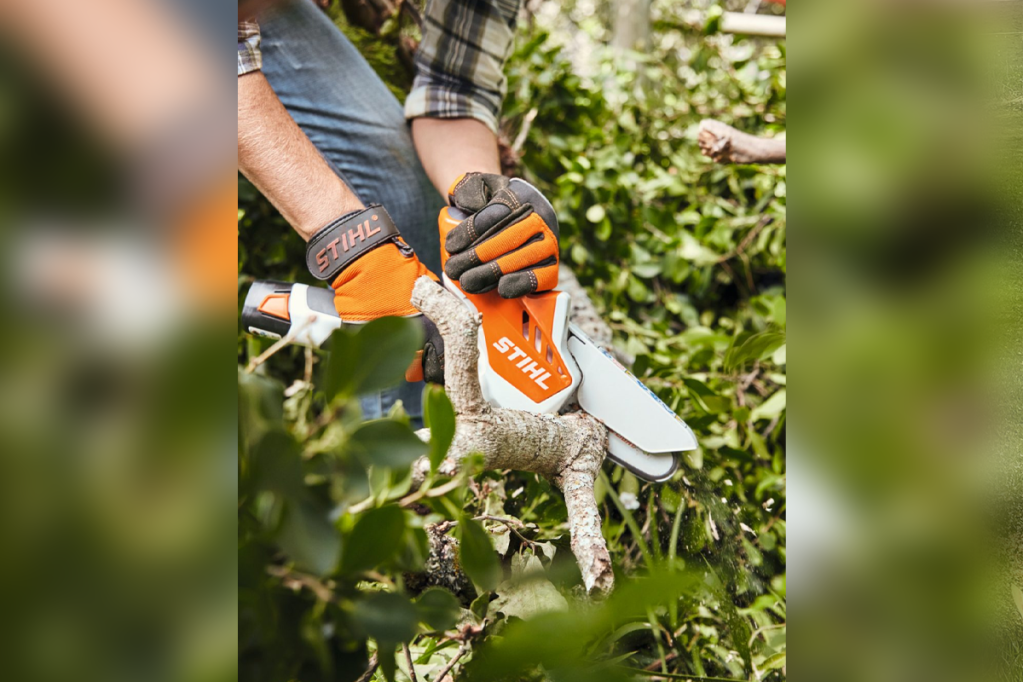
[
  {"left": 411, "top": 118, "right": 502, "bottom": 198},
  {"left": 238, "top": 71, "right": 362, "bottom": 241}
]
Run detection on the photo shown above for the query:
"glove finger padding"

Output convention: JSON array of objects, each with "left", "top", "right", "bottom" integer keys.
[
  {"left": 421, "top": 317, "right": 445, "bottom": 384},
  {"left": 447, "top": 172, "right": 510, "bottom": 213},
  {"left": 444, "top": 174, "right": 560, "bottom": 298},
  {"left": 404, "top": 317, "right": 445, "bottom": 384}
]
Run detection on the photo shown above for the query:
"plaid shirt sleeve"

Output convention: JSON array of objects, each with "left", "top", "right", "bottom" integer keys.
[
  {"left": 405, "top": 0, "right": 521, "bottom": 134},
  {"left": 238, "top": 20, "right": 262, "bottom": 76}
]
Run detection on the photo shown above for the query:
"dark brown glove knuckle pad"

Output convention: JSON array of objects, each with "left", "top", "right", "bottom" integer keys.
[
  {"left": 444, "top": 221, "right": 473, "bottom": 254},
  {"left": 459, "top": 263, "right": 501, "bottom": 294},
  {"left": 443, "top": 248, "right": 477, "bottom": 281},
  {"left": 497, "top": 271, "right": 535, "bottom": 299},
  {"left": 448, "top": 203, "right": 515, "bottom": 254},
  {"left": 451, "top": 173, "right": 509, "bottom": 212},
  {"left": 446, "top": 211, "right": 485, "bottom": 253}
]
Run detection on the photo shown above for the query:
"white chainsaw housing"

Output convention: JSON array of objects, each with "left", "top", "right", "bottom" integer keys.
[{"left": 442, "top": 275, "right": 582, "bottom": 415}]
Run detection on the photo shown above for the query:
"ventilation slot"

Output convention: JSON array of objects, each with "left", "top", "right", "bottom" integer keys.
[
  {"left": 533, "top": 327, "right": 542, "bottom": 352},
  {"left": 521, "top": 311, "right": 530, "bottom": 339},
  {"left": 546, "top": 346, "right": 554, "bottom": 363}
]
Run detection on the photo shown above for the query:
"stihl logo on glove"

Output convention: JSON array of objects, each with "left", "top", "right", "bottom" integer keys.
[
  {"left": 304, "top": 205, "right": 402, "bottom": 282},
  {"left": 492, "top": 336, "right": 552, "bottom": 389},
  {"left": 315, "top": 216, "right": 384, "bottom": 273}
]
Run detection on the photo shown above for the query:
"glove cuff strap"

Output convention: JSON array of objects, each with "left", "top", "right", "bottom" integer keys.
[{"left": 305, "top": 205, "right": 400, "bottom": 281}]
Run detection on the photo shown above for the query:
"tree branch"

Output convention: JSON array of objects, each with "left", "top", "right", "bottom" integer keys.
[
  {"left": 698, "top": 119, "right": 786, "bottom": 164},
  {"left": 410, "top": 277, "right": 614, "bottom": 594}
]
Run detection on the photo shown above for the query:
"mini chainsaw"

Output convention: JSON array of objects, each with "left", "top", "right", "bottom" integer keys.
[{"left": 242, "top": 184, "right": 697, "bottom": 481}]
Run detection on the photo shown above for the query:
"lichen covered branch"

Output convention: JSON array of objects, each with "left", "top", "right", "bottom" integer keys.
[{"left": 410, "top": 277, "right": 614, "bottom": 593}]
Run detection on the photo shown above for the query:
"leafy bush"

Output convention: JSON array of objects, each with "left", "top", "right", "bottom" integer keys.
[{"left": 238, "top": 4, "right": 786, "bottom": 680}]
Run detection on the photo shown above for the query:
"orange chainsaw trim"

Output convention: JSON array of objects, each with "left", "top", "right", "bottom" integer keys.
[
  {"left": 257, "top": 293, "right": 290, "bottom": 321},
  {"left": 439, "top": 207, "right": 573, "bottom": 404}
]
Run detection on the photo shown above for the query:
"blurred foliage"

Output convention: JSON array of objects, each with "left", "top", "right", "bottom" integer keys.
[{"left": 238, "top": 1, "right": 786, "bottom": 680}]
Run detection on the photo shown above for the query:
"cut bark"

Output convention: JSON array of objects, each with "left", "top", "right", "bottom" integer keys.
[
  {"left": 721, "top": 11, "right": 786, "bottom": 38},
  {"left": 698, "top": 119, "right": 786, "bottom": 165}
]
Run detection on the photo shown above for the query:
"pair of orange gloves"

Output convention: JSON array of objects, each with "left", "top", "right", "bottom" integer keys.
[{"left": 305, "top": 173, "right": 559, "bottom": 385}]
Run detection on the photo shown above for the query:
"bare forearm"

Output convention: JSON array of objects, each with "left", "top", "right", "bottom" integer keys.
[
  {"left": 411, "top": 118, "right": 502, "bottom": 198},
  {"left": 238, "top": 71, "right": 362, "bottom": 240}
]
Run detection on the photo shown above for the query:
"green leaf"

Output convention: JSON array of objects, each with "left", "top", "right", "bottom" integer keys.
[
  {"left": 238, "top": 368, "right": 284, "bottom": 455},
  {"left": 378, "top": 644, "right": 397, "bottom": 682},
  {"left": 570, "top": 242, "right": 589, "bottom": 265},
  {"left": 470, "top": 591, "right": 491, "bottom": 622},
  {"left": 751, "top": 389, "right": 786, "bottom": 421},
  {"left": 489, "top": 554, "right": 568, "bottom": 620},
  {"left": 346, "top": 419, "right": 429, "bottom": 470},
  {"left": 353, "top": 591, "right": 418, "bottom": 643},
  {"left": 585, "top": 205, "right": 606, "bottom": 223},
  {"left": 683, "top": 378, "right": 730, "bottom": 414},
  {"left": 322, "top": 328, "right": 359, "bottom": 402},
  {"left": 724, "top": 331, "right": 786, "bottom": 372},
  {"left": 762, "top": 651, "right": 787, "bottom": 671},
  {"left": 631, "top": 262, "right": 662, "bottom": 279},
  {"left": 627, "top": 275, "right": 649, "bottom": 302},
  {"left": 415, "top": 587, "right": 460, "bottom": 631},
  {"left": 342, "top": 505, "right": 406, "bottom": 573},
  {"left": 458, "top": 517, "right": 501, "bottom": 592},
  {"left": 249, "top": 430, "right": 305, "bottom": 499},
  {"left": 423, "top": 385, "right": 456, "bottom": 474},
  {"left": 324, "top": 317, "right": 423, "bottom": 400},
  {"left": 277, "top": 500, "right": 341, "bottom": 576}
]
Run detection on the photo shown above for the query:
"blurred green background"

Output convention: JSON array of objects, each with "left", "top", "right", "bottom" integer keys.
[{"left": 792, "top": 1, "right": 1023, "bottom": 680}]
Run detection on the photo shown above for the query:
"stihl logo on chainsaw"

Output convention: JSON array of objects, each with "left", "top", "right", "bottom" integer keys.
[
  {"left": 316, "top": 216, "right": 383, "bottom": 273},
  {"left": 492, "top": 337, "right": 551, "bottom": 389}
]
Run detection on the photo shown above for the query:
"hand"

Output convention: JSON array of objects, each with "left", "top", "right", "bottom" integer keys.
[
  {"left": 443, "top": 173, "right": 560, "bottom": 299},
  {"left": 306, "top": 205, "right": 444, "bottom": 384}
]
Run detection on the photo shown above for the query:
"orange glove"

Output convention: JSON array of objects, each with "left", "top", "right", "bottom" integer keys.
[
  {"left": 306, "top": 205, "right": 444, "bottom": 383},
  {"left": 444, "top": 173, "right": 560, "bottom": 299}
]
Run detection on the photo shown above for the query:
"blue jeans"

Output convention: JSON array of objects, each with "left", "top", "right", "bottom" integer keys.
[{"left": 260, "top": 0, "right": 445, "bottom": 427}]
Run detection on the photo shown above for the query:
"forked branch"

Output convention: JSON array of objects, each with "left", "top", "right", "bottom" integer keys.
[{"left": 410, "top": 277, "right": 614, "bottom": 594}]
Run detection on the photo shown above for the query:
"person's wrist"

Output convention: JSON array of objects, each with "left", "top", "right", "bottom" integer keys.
[{"left": 296, "top": 192, "right": 365, "bottom": 241}]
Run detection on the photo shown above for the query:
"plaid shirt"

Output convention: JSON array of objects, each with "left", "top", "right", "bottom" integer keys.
[
  {"left": 237, "top": 0, "right": 520, "bottom": 134},
  {"left": 237, "top": 20, "right": 261, "bottom": 76}
]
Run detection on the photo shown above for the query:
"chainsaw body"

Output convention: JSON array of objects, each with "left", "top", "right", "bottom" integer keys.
[
  {"left": 435, "top": 194, "right": 695, "bottom": 481},
  {"left": 241, "top": 192, "right": 697, "bottom": 481}
]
